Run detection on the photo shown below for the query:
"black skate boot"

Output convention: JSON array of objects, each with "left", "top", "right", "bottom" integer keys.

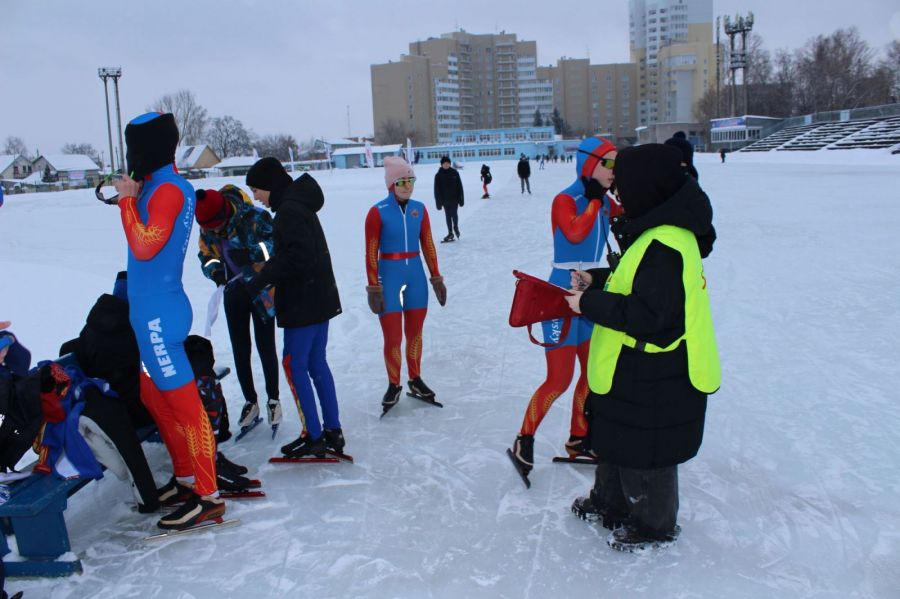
[
  {"left": 157, "top": 492, "right": 226, "bottom": 530},
  {"left": 608, "top": 524, "right": 681, "bottom": 552},
  {"left": 408, "top": 377, "right": 435, "bottom": 398},
  {"left": 565, "top": 435, "right": 597, "bottom": 459},
  {"left": 441, "top": 233, "right": 455, "bottom": 243},
  {"left": 238, "top": 401, "right": 260, "bottom": 428},
  {"left": 216, "top": 471, "right": 253, "bottom": 492},
  {"left": 323, "top": 428, "right": 345, "bottom": 453},
  {"left": 380, "top": 383, "right": 403, "bottom": 417},
  {"left": 282, "top": 433, "right": 327, "bottom": 458},
  {"left": 216, "top": 451, "right": 248, "bottom": 476},
  {"left": 571, "top": 492, "right": 628, "bottom": 530},
  {"left": 157, "top": 476, "right": 194, "bottom": 507},
  {"left": 507, "top": 434, "right": 534, "bottom": 488}
]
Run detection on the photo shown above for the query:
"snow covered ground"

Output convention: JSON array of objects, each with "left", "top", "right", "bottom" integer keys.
[{"left": 2, "top": 152, "right": 899, "bottom": 598}]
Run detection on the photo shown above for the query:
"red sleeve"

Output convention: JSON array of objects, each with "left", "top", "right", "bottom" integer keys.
[
  {"left": 551, "top": 193, "right": 601, "bottom": 244},
  {"left": 365, "top": 206, "right": 382, "bottom": 286},
  {"left": 118, "top": 183, "right": 184, "bottom": 261},
  {"left": 419, "top": 208, "right": 440, "bottom": 277}
]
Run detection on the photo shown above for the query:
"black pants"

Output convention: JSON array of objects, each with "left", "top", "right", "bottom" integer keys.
[
  {"left": 444, "top": 203, "right": 460, "bottom": 236},
  {"left": 223, "top": 283, "right": 279, "bottom": 404},
  {"left": 81, "top": 393, "right": 158, "bottom": 509},
  {"left": 520, "top": 177, "right": 530, "bottom": 193},
  {"left": 593, "top": 463, "right": 679, "bottom": 535}
]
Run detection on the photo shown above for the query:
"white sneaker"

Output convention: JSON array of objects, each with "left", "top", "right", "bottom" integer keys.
[
  {"left": 238, "top": 402, "right": 260, "bottom": 428},
  {"left": 266, "top": 399, "right": 282, "bottom": 426}
]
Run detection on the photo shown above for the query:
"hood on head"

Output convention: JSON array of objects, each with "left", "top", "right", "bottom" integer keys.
[
  {"left": 124, "top": 112, "right": 179, "bottom": 179},
  {"left": 576, "top": 136, "right": 616, "bottom": 180},
  {"left": 277, "top": 172, "right": 324, "bottom": 213}
]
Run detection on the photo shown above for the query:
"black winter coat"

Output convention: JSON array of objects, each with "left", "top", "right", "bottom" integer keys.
[
  {"left": 517, "top": 159, "right": 531, "bottom": 178},
  {"left": 59, "top": 293, "right": 152, "bottom": 428},
  {"left": 579, "top": 178, "right": 715, "bottom": 469},
  {"left": 252, "top": 173, "right": 342, "bottom": 328},
  {"left": 433, "top": 166, "right": 464, "bottom": 210}
]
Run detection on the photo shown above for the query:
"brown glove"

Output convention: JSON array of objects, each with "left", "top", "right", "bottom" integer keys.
[
  {"left": 366, "top": 284, "right": 384, "bottom": 314},
  {"left": 430, "top": 276, "right": 447, "bottom": 306}
]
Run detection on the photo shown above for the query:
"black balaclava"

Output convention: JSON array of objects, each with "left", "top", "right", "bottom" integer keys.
[
  {"left": 613, "top": 144, "right": 687, "bottom": 219},
  {"left": 124, "top": 112, "right": 179, "bottom": 179}
]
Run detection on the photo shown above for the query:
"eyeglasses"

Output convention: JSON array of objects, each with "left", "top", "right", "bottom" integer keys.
[
  {"left": 394, "top": 177, "right": 416, "bottom": 188},
  {"left": 599, "top": 158, "right": 616, "bottom": 170}
]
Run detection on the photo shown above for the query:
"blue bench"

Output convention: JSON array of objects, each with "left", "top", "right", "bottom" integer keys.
[{"left": 0, "top": 356, "right": 230, "bottom": 577}]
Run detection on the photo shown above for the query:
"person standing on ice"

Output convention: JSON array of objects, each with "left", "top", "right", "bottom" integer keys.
[
  {"left": 480, "top": 164, "right": 492, "bottom": 198},
  {"left": 509, "top": 136, "right": 619, "bottom": 481},
  {"left": 195, "top": 185, "right": 282, "bottom": 436},
  {"left": 111, "top": 112, "right": 224, "bottom": 530},
  {"left": 365, "top": 156, "right": 447, "bottom": 412},
  {"left": 566, "top": 143, "right": 719, "bottom": 551},
  {"left": 433, "top": 155, "right": 464, "bottom": 242},
  {"left": 244, "top": 158, "right": 345, "bottom": 459}
]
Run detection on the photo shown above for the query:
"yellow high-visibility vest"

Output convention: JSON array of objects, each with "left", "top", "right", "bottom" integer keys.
[{"left": 587, "top": 224, "right": 721, "bottom": 394}]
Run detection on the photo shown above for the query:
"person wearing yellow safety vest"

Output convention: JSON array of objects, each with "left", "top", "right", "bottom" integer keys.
[{"left": 563, "top": 144, "right": 720, "bottom": 552}]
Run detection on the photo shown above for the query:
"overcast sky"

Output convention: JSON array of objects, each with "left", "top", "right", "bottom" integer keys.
[{"left": 3, "top": 0, "right": 899, "bottom": 159}]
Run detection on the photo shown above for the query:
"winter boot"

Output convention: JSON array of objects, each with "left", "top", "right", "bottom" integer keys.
[
  {"left": 565, "top": 435, "right": 594, "bottom": 458},
  {"left": 511, "top": 434, "right": 534, "bottom": 474},
  {"left": 282, "top": 433, "right": 327, "bottom": 458},
  {"left": 216, "top": 451, "right": 248, "bottom": 476},
  {"left": 157, "top": 476, "right": 194, "bottom": 507},
  {"left": 157, "top": 492, "right": 226, "bottom": 530},
  {"left": 571, "top": 492, "right": 628, "bottom": 530},
  {"left": 238, "top": 401, "right": 260, "bottom": 428},
  {"left": 408, "top": 377, "right": 435, "bottom": 398},
  {"left": 608, "top": 524, "right": 681, "bottom": 552},
  {"left": 323, "top": 428, "right": 345, "bottom": 454},
  {"left": 481, "top": 193, "right": 490, "bottom": 199},
  {"left": 442, "top": 233, "right": 455, "bottom": 243},
  {"left": 382, "top": 383, "right": 403, "bottom": 407},
  {"left": 266, "top": 398, "right": 282, "bottom": 426}
]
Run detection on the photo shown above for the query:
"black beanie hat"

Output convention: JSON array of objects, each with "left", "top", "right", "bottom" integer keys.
[
  {"left": 246, "top": 157, "right": 293, "bottom": 193},
  {"left": 664, "top": 137, "right": 694, "bottom": 167},
  {"left": 440, "top": 156, "right": 451, "bottom": 165},
  {"left": 613, "top": 144, "right": 687, "bottom": 219},
  {"left": 124, "top": 112, "right": 179, "bottom": 179}
]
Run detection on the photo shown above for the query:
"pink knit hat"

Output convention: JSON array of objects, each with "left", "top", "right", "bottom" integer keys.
[{"left": 383, "top": 156, "right": 416, "bottom": 189}]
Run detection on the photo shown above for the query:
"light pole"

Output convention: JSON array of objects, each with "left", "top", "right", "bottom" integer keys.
[
  {"left": 98, "top": 67, "right": 124, "bottom": 173},
  {"left": 723, "top": 13, "right": 754, "bottom": 117}
]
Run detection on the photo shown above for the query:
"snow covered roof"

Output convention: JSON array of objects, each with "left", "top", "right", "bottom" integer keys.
[
  {"left": 39, "top": 154, "right": 99, "bottom": 171},
  {"left": 332, "top": 144, "right": 401, "bottom": 156},
  {"left": 175, "top": 145, "right": 214, "bottom": 168},
  {"left": 20, "top": 172, "right": 44, "bottom": 184},
  {"left": 319, "top": 137, "right": 364, "bottom": 147},
  {"left": 215, "top": 155, "right": 259, "bottom": 168},
  {"left": 0, "top": 155, "right": 20, "bottom": 172}
]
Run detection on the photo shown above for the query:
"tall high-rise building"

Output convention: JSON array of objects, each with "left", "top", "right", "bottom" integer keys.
[
  {"left": 371, "top": 31, "right": 637, "bottom": 145},
  {"left": 629, "top": 0, "right": 717, "bottom": 128},
  {"left": 373, "top": 31, "right": 554, "bottom": 145}
]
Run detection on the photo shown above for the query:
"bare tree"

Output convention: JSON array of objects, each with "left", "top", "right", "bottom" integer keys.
[
  {"left": 149, "top": 90, "right": 209, "bottom": 145},
  {"left": 881, "top": 39, "right": 900, "bottom": 102},
  {"left": 375, "top": 118, "right": 421, "bottom": 145},
  {"left": 794, "top": 28, "right": 879, "bottom": 112},
  {"left": 3, "top": 136, "right": 28, "bottom": 158},
  {"left": 255, "top": 134, "right": 299, "bottom": 162},
  {"left": 61, "top": 143, "right": 100, "bottom": 166},
  {"left": 207, "top": 116, "right": 254, "bottom": 158},
  {"left": 694, "top": 86, "right": 719, "bottom": 124}
]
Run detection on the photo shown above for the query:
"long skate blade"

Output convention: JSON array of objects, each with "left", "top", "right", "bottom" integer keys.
[
  {"left": 552, "top": 456, "right": 599, "bottom": 465},
  {"left": 143, "top": 518, "right": 241, "bottom": 542},
  {"left": 271, "top": 423, "right": 279, "bottom": 439},
  {"left": 325, "top": 450, "right": 354, "bottom": 463},
  {"left": 506, "top": 448, "right": 531, "bottom": 489},
  {"left": 406, "top": 392, "right": 443, "bottom": 408},
  {"left": 219, "top": 490, "right": 266, "bottom": 499},
  {"left": 234, "top": 417, "right": 263, "bottom": 442},
  {"left": 380, "top": 402, "right": 399, "bottom": 419},
  {"left": 268, "top": 456, "right": 340, "bottom": 464}
]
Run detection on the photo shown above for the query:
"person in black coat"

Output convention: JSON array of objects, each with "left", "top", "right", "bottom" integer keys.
[
  {"left": 433, "top": 156, "right": 464, "bottom": 242},
  {"left": 246, "top": 158, "right": 345, "bottom": 458},
  {"left": 565, "top": 144, "right": 719, "bottom": 551},
  {"left": 517, "top": 155, "right": 531, "bottom": 194}
]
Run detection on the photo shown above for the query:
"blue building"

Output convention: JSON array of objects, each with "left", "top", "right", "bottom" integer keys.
[{"left": 330, "top": 127, "right": 583, "bottom": 169}]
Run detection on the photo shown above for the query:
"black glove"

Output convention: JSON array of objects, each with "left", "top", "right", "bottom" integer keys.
[
  {"left": 211, "top": 270, "right": 226, "bottom": 287},
  {"left": 228, "top": 248, "right": 250, "bottom": 267}
]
